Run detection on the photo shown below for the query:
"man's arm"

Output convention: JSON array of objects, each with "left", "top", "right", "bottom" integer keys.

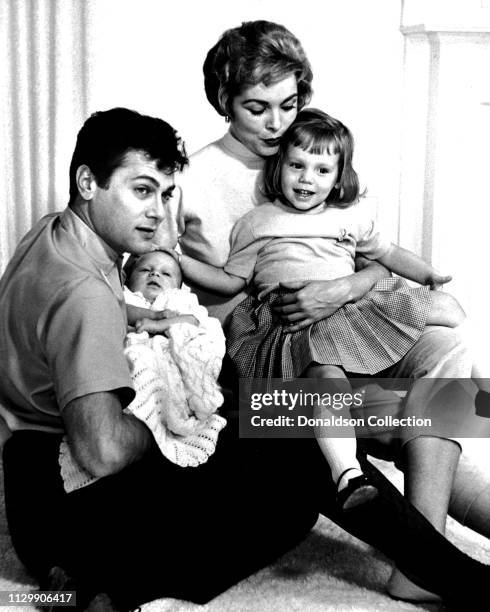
[
  {"left": 62, "top": 391, "right": 153, "bottom": 478},
  {"left": 273, "top": 259, "right": 390, "bottom": 332}
]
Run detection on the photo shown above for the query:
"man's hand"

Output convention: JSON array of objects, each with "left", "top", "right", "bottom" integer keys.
[
  {"left": 135, "top": 313, "right": 199, "bottom": 335},
  {"left": 272, "top": 278, "right": 353, "bottom": 332}
]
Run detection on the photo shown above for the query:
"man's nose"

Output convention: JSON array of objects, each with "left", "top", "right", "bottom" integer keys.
[{"left": 146, "top": 196, "right": 165, "bottom": 222}]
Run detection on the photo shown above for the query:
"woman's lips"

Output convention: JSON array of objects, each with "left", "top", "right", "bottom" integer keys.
[{"left": 262, "top": 138, "right": 281, "bottom": 147}]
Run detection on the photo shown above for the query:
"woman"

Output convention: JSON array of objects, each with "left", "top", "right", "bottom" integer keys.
[{"left": 154, "top": 19, "right": 490, "bottom": 605}]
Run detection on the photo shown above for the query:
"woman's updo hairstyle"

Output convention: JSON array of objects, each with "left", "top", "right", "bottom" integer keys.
[{"left": 203, "top": 20, "right": 313, "bottom": 118}]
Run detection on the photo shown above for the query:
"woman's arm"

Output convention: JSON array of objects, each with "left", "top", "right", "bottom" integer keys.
[
  {"left": 378, "top": 244, "right": 452, "bottom": 288},
  {"left": 273, "top": 258, "right": 390, "bottom": 332},
  {"left": 180, "top": 254, "right": 246, "bottom": 296}
]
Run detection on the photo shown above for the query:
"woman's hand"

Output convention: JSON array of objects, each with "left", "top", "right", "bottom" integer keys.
[
  {"left": 272, "top": 278, "right": 353, "bottom": 332},
  {"left": 273, "top": 260, "right": 390, "bottom": 332}
]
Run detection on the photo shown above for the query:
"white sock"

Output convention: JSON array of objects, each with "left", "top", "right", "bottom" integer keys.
[{"left": 319, "top": 434, "right": 362, "bottom": 488}]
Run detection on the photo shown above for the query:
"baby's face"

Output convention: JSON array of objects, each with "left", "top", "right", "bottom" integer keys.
[{"left": 128, "top": 251, "right": 182, "bottom": 302}]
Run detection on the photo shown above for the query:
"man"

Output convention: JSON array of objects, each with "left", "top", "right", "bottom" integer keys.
[
  {"left": 0, "top": 108, "right": 323, "bottom": 611},
  {"left": 0, "top": 108, "right": 488, "bottom": 611}
]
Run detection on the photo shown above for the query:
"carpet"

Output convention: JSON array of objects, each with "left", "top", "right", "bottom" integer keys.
[{"left": 1, "top": 455, "right": 489, "bottom": 612}]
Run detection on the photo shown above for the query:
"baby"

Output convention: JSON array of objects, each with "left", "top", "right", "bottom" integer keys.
[
  {"left": 123, "top": 248, "right": 226, "bottom": 438},
  {"left": 59, "top": 249, "right": 226, "bottom": 492}
]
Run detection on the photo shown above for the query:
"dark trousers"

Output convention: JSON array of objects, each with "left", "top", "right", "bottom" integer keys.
[
  {"left": 2, "top": 424, "right": 318, "bottom": 609},
  {"left": 3, "top": 403, "right": 489, "bottom": 608}
]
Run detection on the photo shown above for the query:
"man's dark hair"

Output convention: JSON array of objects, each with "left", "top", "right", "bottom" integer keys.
[{"left": 68, "top": 107, "right": 188, "bottom": 205}]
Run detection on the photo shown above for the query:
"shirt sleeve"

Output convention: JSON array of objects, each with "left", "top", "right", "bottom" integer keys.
[
  {"left": 41, "top": 278, "right": 134, "bottom": 411},
  {"left": 353, "top": 201, "right": 392, "bottom": 260},
  {"left": 224, "top": 217, "right": 267, "bottom": 283}
]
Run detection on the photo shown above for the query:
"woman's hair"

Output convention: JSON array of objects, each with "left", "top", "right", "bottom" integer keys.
[
  {"left": 68, "top": 108, "right": 188, "bottom": 205},
  {"left": 263, "top": 108, "right": 360, "bottom": 207},
  {"left": 203, "top": 20, "right": 313, "bottom": 118}
]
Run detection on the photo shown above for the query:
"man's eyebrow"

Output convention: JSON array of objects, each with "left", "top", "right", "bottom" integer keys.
[{"left": 131, "top": 174, "right": 160, "bottom": 186}]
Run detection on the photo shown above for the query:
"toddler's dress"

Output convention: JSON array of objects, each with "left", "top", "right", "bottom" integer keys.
[{"left": 225, "top": 200, "right": 431, "bottom": 379}]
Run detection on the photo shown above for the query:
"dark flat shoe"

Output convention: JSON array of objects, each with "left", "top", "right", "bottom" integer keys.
[{"left": 337, "top": 474, "right": 379, "bottom": 510}]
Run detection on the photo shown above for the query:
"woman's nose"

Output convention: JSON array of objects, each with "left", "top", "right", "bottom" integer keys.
[{"left": 265, "top": 108, "right": 281, "bottom": 132}]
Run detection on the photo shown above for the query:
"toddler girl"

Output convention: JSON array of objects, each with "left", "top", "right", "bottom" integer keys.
[{"left": 180, "top": 108, "right": 476, "bottom": 510}]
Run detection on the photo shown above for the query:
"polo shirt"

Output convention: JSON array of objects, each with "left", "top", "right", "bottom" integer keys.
[{"left": 0, "top": 208, "right": 134, "bottom": 433}]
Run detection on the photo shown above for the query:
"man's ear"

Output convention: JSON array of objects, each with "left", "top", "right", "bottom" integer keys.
[{"left": 76, "top": 165, "right": 97, "bottom": 200}]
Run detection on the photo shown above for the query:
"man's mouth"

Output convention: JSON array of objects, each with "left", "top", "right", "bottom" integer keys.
[{"left": 137, "top": 227, "right": 156, "bottom": 237}]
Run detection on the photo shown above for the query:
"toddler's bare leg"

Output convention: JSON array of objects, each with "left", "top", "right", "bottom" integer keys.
[
  {"left": 426, "top": 291, "right": 465, "bottom": 327},
  {"left": 305, "top": 364, "right": 377, "bottom": 509}
]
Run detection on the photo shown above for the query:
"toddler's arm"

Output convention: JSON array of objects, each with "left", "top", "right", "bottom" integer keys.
[
  {"left": 377, "top": 244, "right": 452, "bottom": 288},
  {"left": 180, "top": 254, "right": 246, "bottom": 296}
]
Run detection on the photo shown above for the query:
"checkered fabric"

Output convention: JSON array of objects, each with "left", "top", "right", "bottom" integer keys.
[{"left": 227, "top": 278, "right": 431, "bottom": 379}]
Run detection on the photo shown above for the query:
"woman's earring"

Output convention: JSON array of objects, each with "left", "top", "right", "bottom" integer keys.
[
  {"left": 225, "top": 115, "right": 230, "bottom": 123},
  {"left": 337, "top": 184, "right": 344, "bottom": 198}
]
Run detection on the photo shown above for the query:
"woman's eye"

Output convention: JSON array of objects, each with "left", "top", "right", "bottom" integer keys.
[
  {"left": 247, "top": 107, "right": 265, "bottom": 116},
  {"left": 319, "top": 168, "right": 331, "bottom": 174},
  {"left": 281, "top": 105, "right": 296, "bottom": 113},
  {"left": 290, "top": 162, "right": 302, "bottom": 169}
]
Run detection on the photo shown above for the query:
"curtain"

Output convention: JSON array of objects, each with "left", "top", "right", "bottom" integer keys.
[{"left": 0, "top": 0, "right": 92, "bottom": 274}]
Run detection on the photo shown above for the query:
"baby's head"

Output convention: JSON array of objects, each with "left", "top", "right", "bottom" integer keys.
[{"left": 125, "top": 249, "right": 182, "bottom": 303}]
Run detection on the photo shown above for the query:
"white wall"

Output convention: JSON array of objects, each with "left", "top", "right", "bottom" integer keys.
[
  {"left": 400, "top": 0, "right": 490, "bottom": 352},
  {"left": 85, "top": 0, "right": 405, "bottom": 238}
]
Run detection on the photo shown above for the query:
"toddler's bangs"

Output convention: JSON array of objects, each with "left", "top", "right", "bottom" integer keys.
[{"left": 291, "top": 130, "right": 340, "bottom": 156}]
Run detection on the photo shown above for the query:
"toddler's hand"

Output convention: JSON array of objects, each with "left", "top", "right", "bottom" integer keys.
[{"left": 428, "top": 272, "right": 452, "bottom": 290}]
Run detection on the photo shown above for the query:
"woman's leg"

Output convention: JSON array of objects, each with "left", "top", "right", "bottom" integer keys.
[
  {"left": 384, "top": 325, "right": 479, "bottom": 600},
  {"left": 305, "top": 364, "right": 377, "bottom": 508},
  {"left": 386, "top": 435, "right": 460, "bottom": 601},
  {"left": 450, "top": 439, "right": 490, "bottom": 537},
  {"left": 427, "top": 292, "right": 490, "bottom": 398}
]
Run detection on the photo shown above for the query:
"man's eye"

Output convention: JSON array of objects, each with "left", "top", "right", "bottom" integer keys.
[
  {"left": 162, "top": 192, "right": 173, "bottom": 202},
  {"left": 135, "top": 186, "right": 150, "bottom": 196}
]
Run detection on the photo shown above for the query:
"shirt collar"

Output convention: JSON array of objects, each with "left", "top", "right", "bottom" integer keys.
[{"left": 60, "top": 207, "right": 120, "bottom": 277}]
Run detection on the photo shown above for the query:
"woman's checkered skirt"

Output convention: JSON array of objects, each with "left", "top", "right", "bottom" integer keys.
[{"left": 227, "top": 277, "right": 431, "bottom": 379}]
